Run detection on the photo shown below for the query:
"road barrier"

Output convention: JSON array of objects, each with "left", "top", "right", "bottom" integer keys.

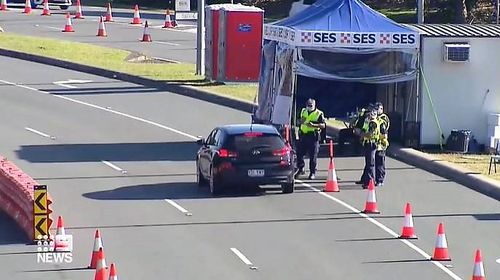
[{"left": 0, "top": 156, "right": 53, "bottom": 241}]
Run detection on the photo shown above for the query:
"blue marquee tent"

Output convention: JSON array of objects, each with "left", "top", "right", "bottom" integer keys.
[{"left": 254, "top": 0, "right": 420, "bottom": 125}]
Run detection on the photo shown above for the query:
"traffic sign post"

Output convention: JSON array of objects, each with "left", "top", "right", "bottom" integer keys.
[{"left": 34, "top": 185, "right": 50, "bottom": 241}]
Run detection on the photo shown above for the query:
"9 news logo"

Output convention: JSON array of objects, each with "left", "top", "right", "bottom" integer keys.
[{"left": 36, "top": 235, "right": 73, "bottom": 264}]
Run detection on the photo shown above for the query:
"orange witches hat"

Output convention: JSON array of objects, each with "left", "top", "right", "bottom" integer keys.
[
  {"left": 89, "top": 229, "right": 103, "bottom": 268},
  {"left": 141, "top": 21, "right": 152, "bottom": 42},
  {"left": 108, "top": 263, "right": 118, "bottom": 280},
  {"left": 472, "top": 249, "right": 486, "bottom": 280},
  {"left": 62, "top": 12, "right": 74, "bottom": 32},
  {"left": 74, "top": 0, "right": 84, "bottom": 19},
  {"left": 104, "top": 3, "right": 113, "bottom": 22},
  {"left": 97, "top": 16, "right": 107, "bottom": 37},
  {"left": 430, "top": 223, "right": 451, "bottom": 261},
  {"left": 56, "top": 216, "right": 66, "bottom": 235},
  {"left": 162, "top": 9, "right": 174, "bottom": 28},
  {"left": 93, "top": 247, "right": 107, "bottom": 280},
  {"left": 130, "top": 4, "right": 141, "bottom": 24},
  {"left": 398, "top": 203, "right": 417, "bottom": 239},
  {"left": 0, "top": 0, "right": 9, "bottom": 11},
  {"left": 362, "top": 179, "right": 379, "bottom": 214},
  {"left": 23, "top": 0, "right": 31, "bottom": 14},
  {"left": 41, "top": 0, "right": 50, "bottom": 16},
  {"left": 323, "top": 157, "right": 339, "bottom": 192}
]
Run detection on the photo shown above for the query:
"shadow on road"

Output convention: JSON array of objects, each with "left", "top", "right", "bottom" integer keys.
[
  {"left": 0, "top": 211, "right": 30, "bottom": 245},
  {"left": 16, "top": 141, "right": 198, "bottom": 163}
]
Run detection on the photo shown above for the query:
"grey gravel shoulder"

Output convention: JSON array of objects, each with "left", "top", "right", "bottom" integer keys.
[{"left": 1, "top": 48, "right": 498, "bottom": 200}]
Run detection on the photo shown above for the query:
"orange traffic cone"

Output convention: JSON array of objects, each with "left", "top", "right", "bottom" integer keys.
[
  {"left": 472, "top": 249, "right": 486, "bottom": 280},
  {"left": 162, "top": 9, "right": 174, "bottom": 28},
  {"left": 93, "top": 247, "right": 107, "bottom": 280},
  {"left": 74, "top": 0, "right": 84, "bottom": 19},
  {"left": 398, "top": 202, "right": 417, "bottom": 239},
  {"left": 362, "top": 179, "right": 380, "bottom": 214},
  {"left": 89, "top": 229, "right": 103, "bottom": 268},
  {"left": 141, "top": 21, "right": 152, "bottom": 42},
  {"left": 97, "top": 16, "right": 107, "bottom": 37},
  {"left": 104, "top": 3, "right": 113, "bottom": 22},
  {"left": 170, "top": 9, "right": 177, "bottom": 27},
  {"left": 56, "top": 216, "right": 66, "bottom": 235},
  {"left": 1, "top": 0, "right": 9, "bottom": 11},
  {"left": 23, "top": 0, "right": 31, "bottom": 14},
  {"left": 323, "top": 157, "right": 339, "bottom": 192},
  {"left": 41, "top": 0, "right": 50, "bottom": 15},
  {"left": 108, "top": 263, "right": 117, "bottom": 280},
  {"left": 62, "top": 12, "right": 74, "bottom": 32},
  {"left": 431, "top": 223, "right": 451, "bottom": 261},
  {"left": 130, "top": 4, "right": 141, "bottom": 24}
]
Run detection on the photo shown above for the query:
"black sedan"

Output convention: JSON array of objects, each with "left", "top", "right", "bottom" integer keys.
[{"left": 196, "top": 124, "right": 296, "bottom": 195}]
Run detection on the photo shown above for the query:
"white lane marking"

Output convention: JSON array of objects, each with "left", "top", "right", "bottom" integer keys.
[
  {"left": 153, "top": 41, "right": 180, "bottom": 46},
  {"left": 101, "top": 161, "right": 127, "bottom": 174},
  {"left": 164, "top": 199, "right": 192, "bottom": 216},
  {"left": 230, "top": 248, "right": 257, "bottom": 269},
  {"left": 496, "top": 258, "right": 500, "bottom": 264},
  {"left": 0, "top": 79, "right": 199, "bottom": 141},
  {"left": 297, "top": 180, "right": 463, "bottom": 280},
  {"left": 54, "top": 82, "right": 77, "bottom": 89},
  {"left": 43, "top": 26, "right": 64, "bottom": 31},
  {"left": 25, "top": 127, "right": 56, "bottom": 140},
  {"left": 54, "top": 79, "right": 93, "bottom": 88}
]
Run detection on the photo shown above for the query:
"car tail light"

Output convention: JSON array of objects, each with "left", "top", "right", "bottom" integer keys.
[
  {"left": 219, "top": 149, "right": 237, "bottom": 158},
  {"left": 243, "top": 132, "right": 263, "bottom": 137},
  {"left": 279, "top": 160, "right": 289, "bottom": 166},
  {"left": 273, "top": 146, "right": 291, "bottom": 156}
]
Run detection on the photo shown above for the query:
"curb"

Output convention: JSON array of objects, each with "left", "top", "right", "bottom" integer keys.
[
  {"left": 1, "top": 48, "right": 499, "bottom": 200},
  {"left": 0, "top": 48, "right": 256, "bottom": 114}
]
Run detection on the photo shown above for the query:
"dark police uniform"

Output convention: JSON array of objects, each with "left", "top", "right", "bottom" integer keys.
[
  {"left": 296, "top": 107, "right": 325, "bottom": 178},
  {"left": 360, "top": 115, "right": 380, "bottom": 187},
  {"left": 375, "top": 113, "right": 390, "bottom": 186}
]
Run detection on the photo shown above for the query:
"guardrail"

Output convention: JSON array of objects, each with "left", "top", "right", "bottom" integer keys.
[{"left": 0, "top": 156, "right": 53, "bottom": 241}]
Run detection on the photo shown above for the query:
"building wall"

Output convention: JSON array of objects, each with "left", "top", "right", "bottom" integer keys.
[{"left": 420, "top": 37, "right": 500, "bottom": 146}]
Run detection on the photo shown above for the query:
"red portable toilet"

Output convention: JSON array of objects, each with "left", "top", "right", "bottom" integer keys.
[
  {"left": 205, "top": 4, "right": 227, "bottom": 81},
  {"left": 217, "top": 5, "right": 264, "bottom": 82}
]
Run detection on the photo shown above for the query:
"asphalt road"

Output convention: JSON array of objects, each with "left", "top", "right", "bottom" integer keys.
[
  {"left": 0, "top": 56, "right": 499, "bottom": 280},
  {"left": 0, "top": 6, "right": 197, "bottom": 63}
]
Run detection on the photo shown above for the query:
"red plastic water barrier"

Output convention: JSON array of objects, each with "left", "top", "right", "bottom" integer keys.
[{"left": 0, "top": 156, "right": 53, "bottom": 240}]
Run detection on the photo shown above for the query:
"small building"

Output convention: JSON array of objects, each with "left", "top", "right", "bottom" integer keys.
[{"left": 407, "top": 24, "right": 500, "bottom": 149}]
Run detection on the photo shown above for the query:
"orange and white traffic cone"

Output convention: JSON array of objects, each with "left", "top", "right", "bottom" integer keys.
[
  {"left": 141, "top": 21, "right": 152, "bottom": 42},
  {"left": 62, "top": 12, "right": 74, "bottom": 32},
  {"left": 170, "top": 9, "right": 177, "bottom": 27},
  {"left": 398, "top": 202, "right": 417, "bottom": 239},
  {"left": 93, "top": 247, "right": 107, "bottom": 280},
  {"left": 56, "top": 216, "right": 66, "bottom": 235},
  {"left": 472, "top": 249, "right": 486, "bottom": 280},
  {"left": 23, "top": 0, "right": 31, "bottom": 14},
  {"left": 89, "top": 229, "right": 103, "bottom": 269},
  {"left": 162, "top": 9, "right": 174, "bottom": 28},
  {"left": 130, "top": 4, "right": 141, "bottom": 24},
  {"left": 1, "top": 0, "right": 9, "bottom": 11},
  {"left": 323, "top": 157, "right": 339, "bottom": 192},
  {"left": 362, "top": 179, "right": 380, "bottom": 214},
  {"left": 41, "top": 0, "right": 50, "bottom": 16},
  {"left": 108, "top": 263, "right": 117, "bottom": 280},
  {"left": 431, "top": 223, "right": 451, "bottom": 261},
  {"left": 97, "top": 16, "right": 107, "bottom": 37},
  {"left": 74, "top": 0, "right": 84, "bottom": 19},
  {"left": 104, "top": 3, "right": 113, "bottom": 22}
]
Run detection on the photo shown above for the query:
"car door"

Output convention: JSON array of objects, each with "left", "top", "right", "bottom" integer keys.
[{"left": 199, "top": 129, "right": 217, "bottom": 177}]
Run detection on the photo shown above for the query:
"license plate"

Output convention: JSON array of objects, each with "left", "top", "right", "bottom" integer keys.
[{"left": 248, "top": 169, "right": 265, "bottom": 177}]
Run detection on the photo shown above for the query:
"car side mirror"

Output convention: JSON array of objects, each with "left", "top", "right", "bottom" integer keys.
[{"left": 196, "top": 137, "right": 205, "bottom": 146}]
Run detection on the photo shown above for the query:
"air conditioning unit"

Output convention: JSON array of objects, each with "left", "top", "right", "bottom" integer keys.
[{"left": 443, "top": 43, "right": 470, "bottom": 63}]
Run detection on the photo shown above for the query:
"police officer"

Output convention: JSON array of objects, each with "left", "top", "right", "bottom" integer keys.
[
  {"left": 375, "top": 102, "right": 390, "bottom": 187},
  {"left": 358, "top": 107, "right": 380, "bottom": 188},
  {"left": 296, "top": 98, "right": 326, "bottom": 180}
]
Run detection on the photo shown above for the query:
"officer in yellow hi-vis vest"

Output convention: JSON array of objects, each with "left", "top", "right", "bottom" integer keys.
[
  {"left": 295, "top": 99, "right": 326, "bottom": 180},
  {"left": 359, "top": 108, "right": 380, "bottom": 188},
  {"left": 375, "top": 102, "right": 390, "bottom": 187}
]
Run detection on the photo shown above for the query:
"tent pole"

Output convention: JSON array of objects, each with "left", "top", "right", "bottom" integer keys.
[{"left": 291, "top": 47, "right": 298, "bottom": 144}]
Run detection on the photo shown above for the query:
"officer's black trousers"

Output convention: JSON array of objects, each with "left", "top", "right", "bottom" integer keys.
[
  {"left": 362, "top": 142, "right": 377, "bottom": 185},
  {"left": 297, "top": 133, "right": 319, "bottom": 174},
  {"left": 375, "top": 150, "right": 386, "bottom": 184}
]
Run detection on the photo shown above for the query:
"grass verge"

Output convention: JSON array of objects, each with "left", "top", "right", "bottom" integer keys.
[
  {"left": 428, "top": 152, "right": 500, "bottom": 181},
  {"left": 0, "top": 32, "right": 257, "bottom": 102}
]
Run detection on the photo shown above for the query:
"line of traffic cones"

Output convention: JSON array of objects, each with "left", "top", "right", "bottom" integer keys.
[{"left": 89, "top": 229, "right": 120, "bottom": 280}]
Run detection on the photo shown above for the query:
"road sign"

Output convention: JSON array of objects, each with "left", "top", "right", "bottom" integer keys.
[
  {"left": 34, "top": 185, "right": 48, "bottom": 215},
  {"left": 176, "top": 0, "right": 190, "bottom": 11},
  {"left": 34, "top": 215, "right": 49, "bottom": 238}
]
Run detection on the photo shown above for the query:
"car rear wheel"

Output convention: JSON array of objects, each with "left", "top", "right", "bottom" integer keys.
[
  {"left": 196, "top": 163, "right": 207, "bottom": 187},
  {"left": 281, "top": 181, "right": 294, "bottom": 194},
  {"left": 209, "top": 167, "right": 223, "bottom": 196}
]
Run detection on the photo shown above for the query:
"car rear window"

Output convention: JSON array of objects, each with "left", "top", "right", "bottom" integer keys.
[{"left": 226, "top": 133, "right": 285, "bottom": 152}]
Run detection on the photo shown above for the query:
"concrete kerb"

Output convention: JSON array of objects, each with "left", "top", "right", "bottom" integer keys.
[{"left": 1, "top": 48, "right": 499, "bottom": 200}]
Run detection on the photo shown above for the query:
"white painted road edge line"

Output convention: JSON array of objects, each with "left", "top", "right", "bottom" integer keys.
[
  {"left": 53, "top": 82, "right": 77, "bottom": 89},
  {"left": 0, "top": 79, "right": 199, "bottom": 140},
  {"left": 25, "top": 127, "right": 56, "bottom": 140},
  {"left": 164, "top": 199, "right": 192, "bottom": 216},
  {"left": 153, "top": 41, "right": 181, "bottom": 46},
  {"left": 496, "top": 258, "right": 500, "bottom": 264},
  {"left": 230, "top": 248, "right": 258, "bottom": 270},
  {"left": 101, "top": 161, "right": 128, "bottom": 174},
  {"left": 297, "top": 180, "right": 463, "bottom": 280}
]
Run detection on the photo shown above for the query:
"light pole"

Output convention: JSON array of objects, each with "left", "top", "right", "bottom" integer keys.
[{"left": 417, "top": 0, "right": 424, "bottom": 24}]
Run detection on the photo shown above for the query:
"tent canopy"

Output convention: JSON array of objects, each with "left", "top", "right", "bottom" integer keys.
[{"left": 264, "top": 0, "right": 419, "bottom": 49}]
